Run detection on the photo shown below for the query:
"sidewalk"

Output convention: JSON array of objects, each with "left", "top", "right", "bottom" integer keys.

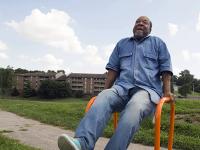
[{"left": 0, "top": 110, "right": 167, "bottom": 150}]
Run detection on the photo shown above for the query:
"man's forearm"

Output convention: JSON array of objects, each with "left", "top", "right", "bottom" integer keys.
[
  {"left": 104, "top": 70, "right": 118, "bottom": 89},
  {"left": 162, "top": 71, "right": 172, "bottom": 96}
]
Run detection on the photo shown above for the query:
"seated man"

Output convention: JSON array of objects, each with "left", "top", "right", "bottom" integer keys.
[{"left": 58, "top": 16, "right": 173, "bottom": 150}]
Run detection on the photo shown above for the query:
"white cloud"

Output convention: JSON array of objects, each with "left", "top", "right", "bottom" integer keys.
[
  {"left": 172, "top": 49, "right": 200, "bottom": 78},
  {"left": 192, "top": 52, "right": 200, "bottom": 59},
  {"left": 103, "top": 44, "right": 115, "bottom": 59},
  {"left": 181, "top": 51, "right": 200, "bottom": 62},
  {"left": 196, "top": 13, "right": 200, "bottom": 32},
  {"left": 17, "top": 54, "right": 29, "bottom": 60},
  {"left": 84, "top": 45, "right": 105, "bottom": 65},
  {"left": 0, "top": 40, "right": 8, "bottom": 51},
  {"left": 0, "top": 41, "right": 8, "bottom": 59},
  {"left": 172, "top": 66, "right": 181, "bottom": 76},
  {"left": 31, "top": 54, "right": 64, "bottom": 70},
  {"left": 0, "top": 52, "right": 8, "bottom": 59},
  {"left": 6, "top": 9, "right": 114, "bottom": 73},
  {"left": 82, "top": 43, "right": 116, "bottom": 66},
  {"left": 181, "top": 50, "right": 191, "bottom": 61},
  {"left": 6, "top": 9, "right": 83, "bottom": 53},
  {"left": 168, "top": 23, "right": 178, "bottom": 36}
]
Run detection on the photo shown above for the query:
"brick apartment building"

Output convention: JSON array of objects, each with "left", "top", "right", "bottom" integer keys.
[
  {"left": 66, "top": 73, "right": 106, "bottom": 95},
  {"left": 16, "top": 72, "right": 106, "bottom": 95},
  {"left": 16, "top": 72, "right": 56, "bottom": 94}
]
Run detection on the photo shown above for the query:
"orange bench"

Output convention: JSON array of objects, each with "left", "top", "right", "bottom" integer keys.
[{"left": 85, "top": 96, "right": 175, "bottom": 150}]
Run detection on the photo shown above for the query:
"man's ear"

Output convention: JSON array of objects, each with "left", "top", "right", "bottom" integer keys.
[{"left": 149, "top": 21, "right": 152, "bottom": 33}]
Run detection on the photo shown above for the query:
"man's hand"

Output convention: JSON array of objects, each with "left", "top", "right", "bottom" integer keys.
[
  {"left": 104, "top": 69, "right": 118, "bottom": 89},
  {"left": 163, "top": 92, "right": 175, "bottom": 102}
]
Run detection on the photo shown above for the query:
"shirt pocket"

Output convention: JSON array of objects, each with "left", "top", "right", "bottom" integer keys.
[
  {"left": 143, "top": 52, "right": 158, "bottom": 70},
  {"left": 119, "top": 52, "right": 132, "bottom": 69}
]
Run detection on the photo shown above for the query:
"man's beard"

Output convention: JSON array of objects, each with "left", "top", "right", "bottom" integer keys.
[{"left": 134, "top": 29, "right": 149, "bottom": 40}]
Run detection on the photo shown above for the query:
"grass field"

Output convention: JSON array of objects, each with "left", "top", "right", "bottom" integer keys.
[
  {"left": 0, "top": 97, "right": 200, "bottom": 150},
  {"left": 0, "top": 132, "right": 39, "bottom": 150}
]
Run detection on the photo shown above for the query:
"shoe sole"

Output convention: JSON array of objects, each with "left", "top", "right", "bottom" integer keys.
[{"left": 58, "top": 134, "right": 79, "bottom": 150}]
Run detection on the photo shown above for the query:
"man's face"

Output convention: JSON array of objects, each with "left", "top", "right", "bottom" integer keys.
[{"left": 133, "top": 16, "right": 151, "bottom": 40}]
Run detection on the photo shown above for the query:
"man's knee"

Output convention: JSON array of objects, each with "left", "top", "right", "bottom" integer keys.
[
  {"left": 98, "top": 88, "right": 118, "bottom": 98},
  {"left": 92, "top": 89, "right": 114, "bottom": 106},
  {"left": 93, "top": 88, "right": 121, "bottom": 110}
]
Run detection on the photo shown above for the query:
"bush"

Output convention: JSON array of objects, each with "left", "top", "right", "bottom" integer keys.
[
  {"left": 178, "top": 84, "right": 191, "bottom": 97},
  {"left": 38, "top": 80, "right": 72, "bottom": 99},
  {"left": 10, "top": 87, "right": 19, "bottom": 96},
  {"left": 73, "top": 90, "right": 84, "bottom": 98}
]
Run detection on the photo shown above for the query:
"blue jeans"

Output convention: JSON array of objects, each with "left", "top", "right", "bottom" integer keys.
[{"left": 75, "top": 87, "right": 156, "bottom": 150}]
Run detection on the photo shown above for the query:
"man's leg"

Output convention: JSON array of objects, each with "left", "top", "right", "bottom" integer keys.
[
  {"left": 74, "top": 88, "right": 126, "bottom": 150},
  {"left": 105, "top": 89, "right": 156, "bottom": 150}
]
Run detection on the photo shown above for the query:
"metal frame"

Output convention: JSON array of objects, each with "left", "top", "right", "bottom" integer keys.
[{"left": 85, "top": 96, "right": 175, "bottom": 150}]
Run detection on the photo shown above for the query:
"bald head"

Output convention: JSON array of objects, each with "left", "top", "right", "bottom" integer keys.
[{"left": 133, "top": 16, "right": 152, "bottom": 40}]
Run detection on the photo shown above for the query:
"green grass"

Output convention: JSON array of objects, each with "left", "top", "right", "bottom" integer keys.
[
  {"left": 0, "top": 133, "right": 40, "bottom": 150},
  {"left": 0, "top": 98, "right": 86, "bottom": 129},
  {"left": 174, "top": 91, "right": 200, "bottom": 97},
  {"left": 189, "top": 92, "right": 200, "bottom": 96},
  {"left": 0, "top": 98, "right": 200, "bottom": 150}
]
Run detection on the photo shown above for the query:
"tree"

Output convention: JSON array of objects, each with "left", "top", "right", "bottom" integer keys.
[
  {"left": 177, "top": 70, "right": 194, "bottom": 97},
  {"left": 23, "top": 81, "right": 33, "bottom": 98},
  {"left": 38, "top": 80, "right": 56, "bottom": 99},
  {"left": 176, "top": 70, "right": 194, "bottom": 86},
  {"left": 47, "top": 70, "right": 56, "bottom": 74},
  {"left": 73, "top": 90, "right": 84, "bottom": 98},
  {"left": 178, "top": 84, "right": 191, "bottom": 97},
  {"left": 11, "top": 87, "right": 19, "bottom": 96},
  {"left": 172, "top": 75, "right": 178, "bottom": 85},
  {"left": 38, "top": 80, "right": 71, "bottom": 99},
  {"left": 192, "top": 78, "right": 200, "bottom": 93},
  {"left": 0, "top": 66, "right": 14, "bottom": 96},
  {"left": 56, "top": 82, "right": 72, "bottom": 98},
  {"left": 195, "top": 85, "right": 200, "bottom": 93},
  {"left": 14, "top": 68, "right": 29, "bottom": 74}
]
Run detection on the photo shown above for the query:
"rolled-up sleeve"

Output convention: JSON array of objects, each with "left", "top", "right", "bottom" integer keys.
[
  {"left": 158, "top": 41, "right": 173, "bottom": 75},
  {"left": 105, "top": 43, "right": 120, "bottom": 72}
]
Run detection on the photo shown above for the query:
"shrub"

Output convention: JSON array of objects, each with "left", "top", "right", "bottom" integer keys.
[
  {"left": 38, "top": 80, "right": 72, "bottom": 99},
  {"left": 73, "top": 90, "right": 84, "bottom": 98},
  {"left": 10, "top": 87, "right": 19, "bottom": 96}
]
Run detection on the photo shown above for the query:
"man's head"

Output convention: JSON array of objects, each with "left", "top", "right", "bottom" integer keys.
[{"left": 133, "top": 16, "right": 152, "bottom": 40}]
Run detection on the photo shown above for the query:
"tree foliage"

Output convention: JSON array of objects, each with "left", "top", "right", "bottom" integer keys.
[
  {"left": 176, "top": 70, "right": 194, "bottom": 97},
  {"left": 38, "top": 80, "right": 71, "bottom": 99},
  {"left": 0, "top": 66, "right": 14, "bottom": 96},
  {"left": 195, "top": 85, "right": 200, "bottom": 93},
  {"left": 176, "top": 70, "right": 194, "bottom": 86},
  {"left": 11, "top": 87, "right": 19, "bottom": 96},
  {"left": 14, "top": 68, "right": 29, "bottom": 74},
  {"left": 23, "top": 81, "right": 34, "bottom": 98},
  {"left": 73, "top": 90, "right": 84, "bottom": 98},
  {"left": 178, "top": 84, "right": 191, "bottom": 97}
]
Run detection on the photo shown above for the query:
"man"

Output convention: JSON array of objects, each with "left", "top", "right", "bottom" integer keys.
[{"left": 58, "top": 16, "right": 173, "bottom": 150}]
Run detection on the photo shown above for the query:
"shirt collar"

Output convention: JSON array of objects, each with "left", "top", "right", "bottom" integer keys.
[{"left": 131, "top": 35, "right": 150, "bottom": 43}]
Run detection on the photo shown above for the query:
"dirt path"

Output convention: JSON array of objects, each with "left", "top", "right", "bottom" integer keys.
[{"left": 0, "top": 110, "right": 167, "bottom": 150}]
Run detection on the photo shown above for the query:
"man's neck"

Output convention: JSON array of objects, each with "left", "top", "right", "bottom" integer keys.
[{"left": 133, "top": 35, "right": 150, "bottom": 42}]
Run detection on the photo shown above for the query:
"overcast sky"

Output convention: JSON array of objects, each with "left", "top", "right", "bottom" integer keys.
[{"left": 0, "top": 0, "right": 200, "bottom": 78}]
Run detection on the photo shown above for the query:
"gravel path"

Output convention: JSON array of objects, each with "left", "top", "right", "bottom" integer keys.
[{"left": 0, "top": 110, "right": 167, "bottom": 150}]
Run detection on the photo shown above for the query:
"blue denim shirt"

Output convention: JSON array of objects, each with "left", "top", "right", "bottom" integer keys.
[{"left": 106, "top": 36, "right": 173, "bottom": 104}]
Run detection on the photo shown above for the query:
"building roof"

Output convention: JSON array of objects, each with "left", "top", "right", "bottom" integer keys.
[
  {"left": 16, "top": 72, "right": 56, "bottom": 77},
  {"left": 16, "top": 72, "right": 107, "bottom": 79},
  {"left": 67, "top": 73, "right": 107, "bottom": 78}
]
